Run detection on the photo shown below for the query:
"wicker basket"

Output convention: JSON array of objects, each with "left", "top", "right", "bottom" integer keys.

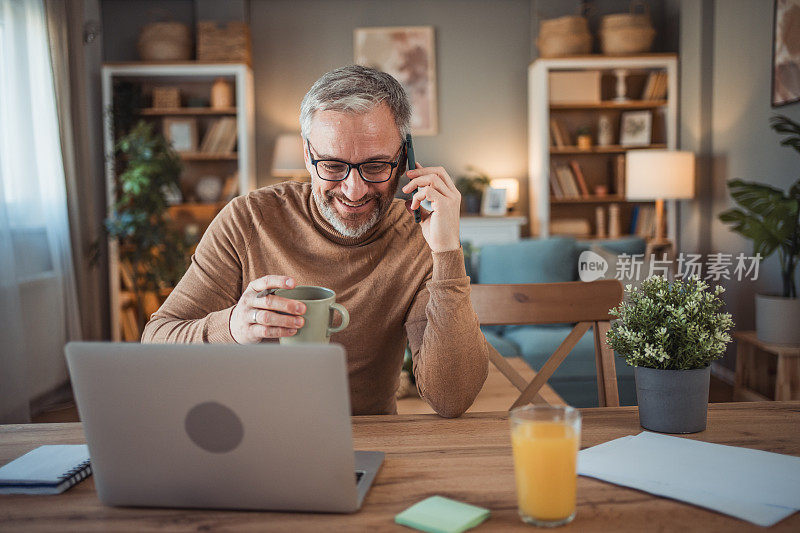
[
  {"left": 197, "top": 21, "right": 251, "bottom": 64},
  {"left": 600, "top": 2, "right": 655, "bottom": 55},
  {"left": 537, "top": 15, "right": 592, "bottom": 58},
  {"left": 137, "top": 21, "right": 192, "bottom": 61},
  {"left": 152, "top": 87, "right": 180, "bottom": 108}
]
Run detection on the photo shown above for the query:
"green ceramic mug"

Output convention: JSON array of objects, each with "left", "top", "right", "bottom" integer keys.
[{"left": 274, "top": 286, "right": 349, "bottom": 344}]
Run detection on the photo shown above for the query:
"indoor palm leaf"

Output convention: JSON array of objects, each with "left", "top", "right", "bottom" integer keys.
[{"left": 718, "top": 115, "right": 800, "bottom": 298}]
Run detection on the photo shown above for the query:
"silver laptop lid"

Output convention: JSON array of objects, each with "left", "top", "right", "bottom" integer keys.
[{"left": 65, "top": 342, "right": 360, "bottom": 512}]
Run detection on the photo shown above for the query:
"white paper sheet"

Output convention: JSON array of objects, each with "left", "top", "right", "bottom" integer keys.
[{"left": 577, "top": 432, "right": 800, "bottom": 527}]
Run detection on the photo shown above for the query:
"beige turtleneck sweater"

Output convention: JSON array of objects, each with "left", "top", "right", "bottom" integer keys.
[{"left": 142, "top": 182, "right": 489, "bottom": 417}]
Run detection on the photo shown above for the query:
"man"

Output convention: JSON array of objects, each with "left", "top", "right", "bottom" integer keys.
[{"left": 142, "top": 65, "right": 489, "bottom": 417}]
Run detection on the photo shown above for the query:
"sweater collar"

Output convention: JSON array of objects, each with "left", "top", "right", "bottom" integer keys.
[{"left": 305, "top": 183, "right": 398, "bottom": 247}]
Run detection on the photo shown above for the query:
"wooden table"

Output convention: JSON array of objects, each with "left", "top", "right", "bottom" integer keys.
[
  {"left": 397, "top": 357, "right": 565, "bottom": 414},
  {"left": 734, "top": 331, "right": 800, "bottom": 401},
  {"left": 1, "top": 402, "right": 799, "bottom": 531}
]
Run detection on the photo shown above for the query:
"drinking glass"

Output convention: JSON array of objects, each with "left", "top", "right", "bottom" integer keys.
[{"left": 509, "top": 405, "right": 582, "bottom": 527}]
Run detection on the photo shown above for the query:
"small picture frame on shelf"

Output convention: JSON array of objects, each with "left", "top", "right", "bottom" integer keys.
[
  {"left": 481, "top": 187, "right": 507, "bottom": 216},
  {"left": 163, "top": 118, "right": 197, "bottom": 153},
  {"left": 619, "top": 110, "right": 652, "bottom": 146}
]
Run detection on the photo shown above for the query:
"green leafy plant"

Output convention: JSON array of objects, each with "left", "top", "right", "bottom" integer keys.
[
  {"left": 105, "top": 120, "right": 190, "bottom": 327},
  {"left": 718, "top": 115, "right": 800, "bottom": 298},
  {"left": 576, "top": 126, "right": 592, "bottom": 137},
  {"left": 455, "top": 166, "right": 491, "bottom": 196},
  {"left": 606, "top": 276, "right": 734, "bottom": 370}
]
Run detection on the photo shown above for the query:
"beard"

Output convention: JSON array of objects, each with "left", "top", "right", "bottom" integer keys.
[{"left": 312, "top": 182, "right": 397, "bottom": 239}]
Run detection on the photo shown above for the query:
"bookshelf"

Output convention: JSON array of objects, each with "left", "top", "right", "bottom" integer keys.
[
  {"left": 528, "top": 54, "right": 678, "bottom": 239},
  {"left": 101, "top": 62, "right": 256, "bottom": 341}
]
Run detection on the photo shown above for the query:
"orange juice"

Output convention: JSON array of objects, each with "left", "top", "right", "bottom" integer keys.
[{"left": 511, "top": 421, "right": 579, "bottom": 522}]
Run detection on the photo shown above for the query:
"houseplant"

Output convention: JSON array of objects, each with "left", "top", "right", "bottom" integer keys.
[
  {"left": 105, "top": 120, "right": 190, "bottom": 329},
  {"left": 718, "top": 115, "right": 800, "bottom": 345},
  {"left": 456, "top": 166, "right": 491, "bottom": 214},
  {"left": 606, "top": 276, "right": 734, "bottom": 433}
]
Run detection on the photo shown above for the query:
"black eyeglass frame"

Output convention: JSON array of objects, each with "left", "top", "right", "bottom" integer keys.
[{"left": 305, "top": 139, "right": 406, "bottom": 183}]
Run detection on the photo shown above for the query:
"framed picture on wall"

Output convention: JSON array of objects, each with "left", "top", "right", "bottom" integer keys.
[
  {"left": 619, "top": 110, "right": 652, "bottom": 147},
  {"left": 481, "top": 187, "right": 507, "bottom": 216},
  {"left": 354, "top": 26, "right": 438, "bottom": 135},
  {"left": 772, "top": 0, "right": 800, "bottom": 107},
  {"left": 163, "top": 118, "right": 197, "bottom": 153}
]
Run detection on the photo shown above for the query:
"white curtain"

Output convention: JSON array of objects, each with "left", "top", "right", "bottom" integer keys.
[{"left": 0, "top": 0, "right": 81, "bottom": 423}]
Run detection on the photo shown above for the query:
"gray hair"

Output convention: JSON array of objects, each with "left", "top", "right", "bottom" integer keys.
[{"left": 299, "top": 65, "right": 411, "bottom": 140}]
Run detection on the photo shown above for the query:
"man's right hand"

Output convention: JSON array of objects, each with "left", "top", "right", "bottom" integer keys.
[{"left": 230, "top": 275, "right": 306, "bottom": 344}]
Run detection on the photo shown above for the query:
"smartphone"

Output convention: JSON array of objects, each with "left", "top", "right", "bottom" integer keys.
[{"left": 402, "top": 134, "right": 432, "bottom": 223}]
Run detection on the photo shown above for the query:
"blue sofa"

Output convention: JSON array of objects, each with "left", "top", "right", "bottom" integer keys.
[{"left": 472, "top": 236, "right": 645, "bottom": 407}]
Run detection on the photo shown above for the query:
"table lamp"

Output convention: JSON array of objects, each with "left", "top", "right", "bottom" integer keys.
[
  {"left": 489, "top": 178, "right": 520, "bottom": 211},
  {"left": 626, "top": 150, "right": 695, "bottom": 243},
  {"left": 271, "top": 133, "right": 308, "bottom": 181}
]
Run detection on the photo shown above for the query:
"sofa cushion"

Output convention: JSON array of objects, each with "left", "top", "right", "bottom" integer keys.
[
  {"left": 575, "top": 236, "right": 646, "bottom": 256},
  {"left": 478, "top": 237, "right": 578, "bottom": 284},
  {"left": 481, "top": 327, "right": 521, "bottom": 358},
  {"left": 504, "top": 325, "right": 634, "bottom": 379},
  {"left": 546, "top": 376, "right": 637, "bottom": 408}
]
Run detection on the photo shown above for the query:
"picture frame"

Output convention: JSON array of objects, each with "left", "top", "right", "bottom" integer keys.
[
  {"left": 481, "top": 187, "right": 508, "bottom": 216},
  {"left": 162, "top": 117, "right": 197, "bottom": 153},
  {"left": 354, "top": 26, "right": 438, "bottom": 135},
  {"left": 772, "top": 0, "right": 800, "bottom": 107},
  {"left": 619, "top": 110, "right": 652, "bottom": 147}
]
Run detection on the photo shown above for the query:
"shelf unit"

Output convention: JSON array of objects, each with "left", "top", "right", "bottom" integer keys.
[
  {"left": 528, "top": 54, "right": 678, "bottom": 238},
  {"left": 101, "top": 62, "right": 256, "bottom": 341}
]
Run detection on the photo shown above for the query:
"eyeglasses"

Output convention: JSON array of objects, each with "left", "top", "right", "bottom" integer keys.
[{"left": 306, "top": 139, "right": 404, "bottom": 183}]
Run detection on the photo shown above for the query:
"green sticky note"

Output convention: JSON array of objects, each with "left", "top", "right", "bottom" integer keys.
[{"left": 395, "top": 495, "right": 490, "bottom": 533}]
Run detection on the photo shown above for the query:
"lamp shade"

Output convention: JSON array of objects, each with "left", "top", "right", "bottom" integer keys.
[
  {"left": 272, "top": 134, "right": 308, "bottom": 179},
  {"left": 490, "top": 178, "right": 520, "bottom": 206},
  {"left": 626, "top": 150, "right": 695, "bottom": 200}
]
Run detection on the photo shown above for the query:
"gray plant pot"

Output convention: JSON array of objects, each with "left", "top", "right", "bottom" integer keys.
[
  {"left": 463, "top": 194, "right": 482, "bottom": 214},
  {"left": 634, "top": 366, "right": 710, "bottom": 434},
  {"left": 755, "top": 294, "right": 800, "bottom": 345}
]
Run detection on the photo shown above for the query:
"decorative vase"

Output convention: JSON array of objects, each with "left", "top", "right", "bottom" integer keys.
[
  {"left": 634, "top": 366, "right": 710, "bottom": 434},
  {"left": 211, "top": 78, "right": 234, "bottom": 108},
  {"left": 755, "top": 294, "right": 800, "bottom": 345}
]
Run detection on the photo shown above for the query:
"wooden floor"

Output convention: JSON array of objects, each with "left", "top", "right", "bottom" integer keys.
[{"left": 32, "top": 366, "right": 735, "bottom": 423}]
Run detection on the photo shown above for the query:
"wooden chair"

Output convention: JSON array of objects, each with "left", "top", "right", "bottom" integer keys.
[{"left": 470, "top": 279, "right": 623, "bottom": 409}]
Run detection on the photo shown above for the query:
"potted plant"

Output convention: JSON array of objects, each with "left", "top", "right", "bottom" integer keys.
[
  {"left": 105, "top": 120, "right": 190, "bottom": 330},
  {"left": 606, "top": 276, "right": 734, "bottom": 434},
  {"left": 456, "top": 166, "right": 491, "bottom": 214},
  {"left": 718, "top": 115, "right": 800, "bottom": 345}
]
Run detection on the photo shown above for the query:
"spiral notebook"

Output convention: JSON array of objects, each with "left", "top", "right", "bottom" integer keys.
[{"left": 0, "top": 445, "right": 92, "bottom": 495}]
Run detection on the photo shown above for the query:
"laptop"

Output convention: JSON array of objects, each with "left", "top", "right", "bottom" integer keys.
[{"left": 64, "top": 342, "right": 384, "bottom": 513}]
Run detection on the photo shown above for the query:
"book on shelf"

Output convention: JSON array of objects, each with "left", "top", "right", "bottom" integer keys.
[
  {"left": 555, "top": 164, "right": 580, "bottom": 198},
  {"left": 200, "top": 117, "right": 237, "bottom": 154},
  {"left": 549, "top": 164, "right": 564, "bottom": 198},
  {"left": 630, "top": 205, "right": 656, "bottom": 238},
  {"left": 614, "top": 154, "right": 626, "bottom": 196},
  {"left": 550, "top": 118, "right": 565, "bottom": 147},
  {"left": 569, "top": 160, "right": 590, "bottom": 198},
  {"left": 549, "top": 118, "right": 571, "bottom": 147},
  {"left": 641, "top": 71, "right": 667, "bottom": 100}
]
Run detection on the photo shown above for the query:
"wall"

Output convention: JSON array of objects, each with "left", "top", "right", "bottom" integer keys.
[
  {"left": 679, "top": 0, "right": 800, "bottom": 367},
  {"left": 100, "top": 0, "right": 677, "bottom": 212},
  {"left": 250, "top": 0, "right": 531, "bottom": 194}
]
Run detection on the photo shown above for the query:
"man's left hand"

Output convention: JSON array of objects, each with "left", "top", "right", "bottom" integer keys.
[{"left": 402, "top": 163, "right": 462, "bottom": 253}]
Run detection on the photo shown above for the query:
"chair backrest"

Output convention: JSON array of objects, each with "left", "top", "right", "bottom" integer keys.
[{"left": 470, "top": 279, "right": 623, "bottom": 408}]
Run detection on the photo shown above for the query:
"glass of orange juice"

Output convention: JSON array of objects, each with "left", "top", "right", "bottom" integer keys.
[{"left": 509, "top": 405, "right": 581, "bottom": 527}]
